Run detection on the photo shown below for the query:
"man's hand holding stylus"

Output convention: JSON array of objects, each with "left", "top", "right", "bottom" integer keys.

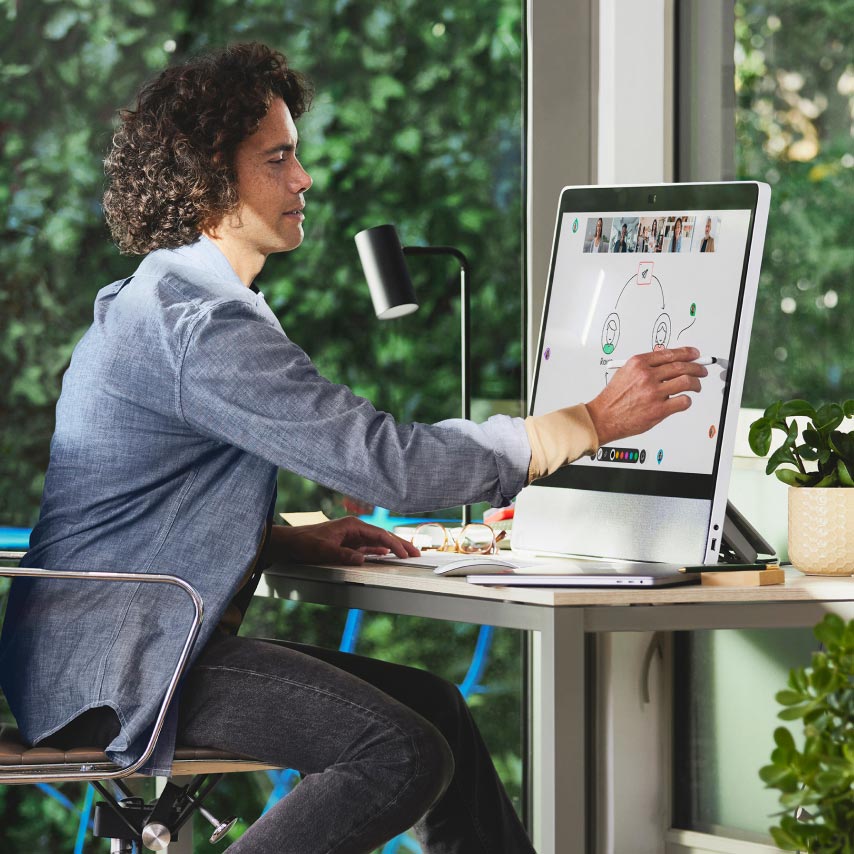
[
  {"left": 525, "top": 346, "right": 707, "bottom": 482},
  {"left": 586, "top": 346, "right": 707, "bottom": 446}
]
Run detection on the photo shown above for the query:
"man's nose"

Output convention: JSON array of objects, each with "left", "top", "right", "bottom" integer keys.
[{"left": 291, "top": 160, "right": 312, "bottom": 193}]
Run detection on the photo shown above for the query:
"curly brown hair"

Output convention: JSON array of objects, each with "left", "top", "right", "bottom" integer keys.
[{"left": 103, "top": 43, "right": 312, "bottom": 254}]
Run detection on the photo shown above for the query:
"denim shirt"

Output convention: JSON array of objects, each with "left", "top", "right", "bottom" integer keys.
[{"left": 0, "top": 236, "right": 531, "bottom": 775}]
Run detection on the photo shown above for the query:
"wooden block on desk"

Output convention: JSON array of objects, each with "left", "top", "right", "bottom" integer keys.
[{"left": 701, "top": 568, "right": 786, "bottom": 587}]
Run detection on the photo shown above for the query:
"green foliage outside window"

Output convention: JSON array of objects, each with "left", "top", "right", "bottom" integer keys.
[
  {"left": 760, "top": 614, "right": 854, "bottom": 852},
  {"left": 735, "top": 0, "right": 854, "bottom": 406},
  {"left": 0, "top": 0, "right": 525, "bottom": 850}
]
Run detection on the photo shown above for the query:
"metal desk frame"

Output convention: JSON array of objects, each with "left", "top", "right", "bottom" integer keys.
[{"left": 256, "top": 564, "right": 854, "bottom": 854}]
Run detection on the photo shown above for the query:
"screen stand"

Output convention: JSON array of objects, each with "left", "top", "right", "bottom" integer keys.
[{"left": 719, "top": 500, "right": 777, "bottom": 563}]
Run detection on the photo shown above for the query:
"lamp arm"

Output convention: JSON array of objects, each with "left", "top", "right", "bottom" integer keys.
[
  {"left": 403, "top": 245, "right": 472, "bottom": 524},
  {"left": 401, "top": 246, "right": 471, "bottom": 422}
]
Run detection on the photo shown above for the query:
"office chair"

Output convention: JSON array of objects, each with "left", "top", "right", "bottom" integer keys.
[{"left": 0, "top": 563, "right": 277, "bottom": 852}]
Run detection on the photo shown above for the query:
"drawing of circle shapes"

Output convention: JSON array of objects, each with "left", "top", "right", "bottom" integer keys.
[
  {"left": 651, "top": 313, "right": 671, "bottom": 351},
  {"left": 601, "top": 312, "right": 620, "bottom": 355}
]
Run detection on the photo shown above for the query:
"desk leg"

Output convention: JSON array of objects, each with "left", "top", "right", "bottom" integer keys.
[{"left": 529, "top": 609, "right": 588, "bottom": 854}]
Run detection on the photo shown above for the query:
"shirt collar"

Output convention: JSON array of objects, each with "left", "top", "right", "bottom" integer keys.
[
  {"left": 137, "top": 234, "right": 247, "bottom": 295},
  {"left": 169, "top": 234, "right": 247, "bottom": 291}
]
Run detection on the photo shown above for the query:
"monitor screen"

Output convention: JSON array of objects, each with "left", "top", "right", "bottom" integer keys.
[{"left": 530, "top": 188, "right": 759, "bottom": 501}]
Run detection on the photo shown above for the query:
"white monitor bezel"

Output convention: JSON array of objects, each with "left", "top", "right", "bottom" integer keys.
[{"left": 514, "top": 181, "right": 771, "bottom": 565}]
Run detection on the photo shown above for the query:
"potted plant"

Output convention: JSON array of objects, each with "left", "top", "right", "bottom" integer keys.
[
  {"left": 759, "top": 613, "right": 854, "bottom": 852},
  {"left": 749, "top": 400, "right": 854, "bottom": 575}
]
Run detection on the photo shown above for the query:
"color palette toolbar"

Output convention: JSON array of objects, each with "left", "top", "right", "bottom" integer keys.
[{"left": 596, "top": 446, "right": 645, "bottom": 464}]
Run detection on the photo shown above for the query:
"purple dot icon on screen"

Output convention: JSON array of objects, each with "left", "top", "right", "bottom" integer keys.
[{"left": 544, "top": 347, "right": 551, "bottom": 361}]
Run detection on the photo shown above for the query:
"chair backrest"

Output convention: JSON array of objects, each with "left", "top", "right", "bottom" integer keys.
[
  {"left": 0, "top": 555, "right": 277, "bottom": 851},
  {"left": 0, "top": 564, "right": 205, "bottom": 785}
]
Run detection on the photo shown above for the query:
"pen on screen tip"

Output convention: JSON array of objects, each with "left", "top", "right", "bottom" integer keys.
[{"left": 605, "top": 356, "right": 721, "bottom": 370}]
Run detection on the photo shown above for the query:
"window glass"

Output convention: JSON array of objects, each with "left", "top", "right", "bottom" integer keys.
[
  {"left": 674, "top": 1, "right": 854, "bottom": 843},
  {"left": 0, "top": 2, "right": 524, "bottom": 850},
  {"left": 673, "top": 628, "right": 816, "bottom": 840},
  {"left": 736, "top": 0, "right": 854, "bottom": 406}
]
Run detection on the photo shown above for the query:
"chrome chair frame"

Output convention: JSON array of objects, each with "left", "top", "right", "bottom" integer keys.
[
  {"left": 0, "top": 565, "right": 203, "bottom": 785},
  {"left": 0, "top": 558, "right": 277, "bottom": 850}
]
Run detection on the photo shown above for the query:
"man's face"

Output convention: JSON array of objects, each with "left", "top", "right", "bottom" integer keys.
[
  {"left": 621, "top": 224, "right": 627, "bottom": 236},
  {"left": 705, "top": 218, "right": 712, "bottom": 237},
  {"left": 229, "top": 98, "right": 312, "bottom": 255}
]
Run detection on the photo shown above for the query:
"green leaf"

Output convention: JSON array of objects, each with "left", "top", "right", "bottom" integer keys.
[
  {"left": 749, "top": 417, "right": 772, "bottom": 456},
  {"left": 760, "top": 763, "right": 797, "bottom": 788},
  {"left": 776, "top": 690, "right": 806, "bottom": 707},
  {"left": 815, "top": 403, "right": 844, "bottom": 434},
  {"left": 830, "top": 431, "right": 854, "bottom": 465},
  {"left": 127, "top": 0, "right": 158, "bottom": 15},
  {"left": 786, "top": 419, "right": 800, "bottom": 445},
  {"left": 0, "top": 63, "right": 32, "bottom": 80},
  {"left": 43, "top": 8, "right": 79, "bottom": 40},
  {"left": 803, "top": 427, "right": 825, "bottom": 450},
  {"left": 779, "top": 399, "right": 817, "bottom": 419},
  {"left": 810, "top": 664, "right": 834, "bottom": 693},
  {"left": 797, "top": 444, "right": 820, "bottom": 461},
  {"left": 776, "top": 468, "right": 814, "bottom": 486},
  {"left": 837, "top": 459, "right": 854, "bottom": 488},
  {"left": 764, "top": 401, "right": 782, "bottom": 422},
  {"left": 779, "top": 703, "right": 813, "bottom": 720},
  {"left": 814, "top": 470, "right": 840, "bottom": 487},
  {"left": 791, "top": 668, "right": 809, "bottom": 693},
  {"left": 814, "top": 614, "right": 845, "bottom": 647},
  {"left": 393, "top": 127, "right": 422, "bottom": 155},
  {"left": 769, "top": 826, "right": 803, "bottom": 851},
  {"left": 814, "top": 768, "right": 846, "bottom": 790},
  {"left": 779, "top": 788, "right": 812, "bottom": 808},
  {"left": 843, "top": 401, "right": 854, "bottom": 418},
  {"left": 766, "top": 442, "right": 798, "bottom": 475},
  {"left": 368, "top": 74, "right": 407, "bottom": 111}
]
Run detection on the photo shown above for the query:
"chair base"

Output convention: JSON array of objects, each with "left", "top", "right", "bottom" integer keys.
[{"left": 93, "top": 775, "right": 226, "bottom": 850}]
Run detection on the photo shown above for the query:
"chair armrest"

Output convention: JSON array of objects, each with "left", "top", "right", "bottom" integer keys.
[{"left": 0, "top": 567, "right": 204, "bottom": 782}]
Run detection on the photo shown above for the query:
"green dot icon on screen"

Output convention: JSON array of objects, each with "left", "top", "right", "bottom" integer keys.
[
  {"left": 690, "top": 303, "right": 697, "bottom": 316},
  {"left": 572, "top": 218, "right": 579, "bottom": 233}
]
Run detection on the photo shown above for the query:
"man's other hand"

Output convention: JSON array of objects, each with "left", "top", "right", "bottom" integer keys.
[
  {"left": 269, "top": 517, "right": 420, "bottom": 566},
  {"left": 586, "top": 347, "right": 707, "bottom": 447}
]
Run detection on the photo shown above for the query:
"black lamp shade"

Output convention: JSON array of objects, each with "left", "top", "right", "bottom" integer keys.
[{"left": 355, "top": 224, "right": 419, "bottom": 319}]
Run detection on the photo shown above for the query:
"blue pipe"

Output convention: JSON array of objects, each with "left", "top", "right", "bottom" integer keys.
[{"left": 73, "top": 785, "right": 95, "bottom": 854}]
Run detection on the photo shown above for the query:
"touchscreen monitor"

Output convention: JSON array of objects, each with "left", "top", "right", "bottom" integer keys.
[{"left": 515, "top": 183, "right": 770, "bottom": 564}]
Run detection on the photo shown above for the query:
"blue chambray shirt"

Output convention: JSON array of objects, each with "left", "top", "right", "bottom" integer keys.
[{"left": 0, "top": 236, "right": 531, "bottom": 775}]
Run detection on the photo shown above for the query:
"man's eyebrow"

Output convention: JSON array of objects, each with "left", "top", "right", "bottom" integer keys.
[{"left": 261, "top": 141, "right": 298, "bottom": 156}]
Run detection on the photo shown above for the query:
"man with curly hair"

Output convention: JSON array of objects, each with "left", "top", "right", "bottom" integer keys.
[{"left": 0, "top": 43, "right": 706, "bottom": 853}]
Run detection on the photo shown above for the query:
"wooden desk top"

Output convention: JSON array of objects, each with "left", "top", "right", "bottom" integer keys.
[
  {"left": 7, "top": 549, "right": 853, "bottom": 609},
  {"left": 264, "top": 560, "right": 854, "bottom": 608}
]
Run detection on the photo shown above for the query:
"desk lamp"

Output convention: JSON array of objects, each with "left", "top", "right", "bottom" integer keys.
[{"left": 355, "top": 223, "right": 472, "bottom": 524}]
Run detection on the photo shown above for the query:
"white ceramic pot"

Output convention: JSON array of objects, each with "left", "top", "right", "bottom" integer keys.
[{"left": 788, "top": 487, "right": 854, "bottom": 576}]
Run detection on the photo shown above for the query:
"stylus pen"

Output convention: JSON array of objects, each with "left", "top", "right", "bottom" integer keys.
[
  {"left": 606, "top": 356, "right": 721, "bottom": 369},
  {"left": 678, "top": 562, "right": 780, "bottom": 574}
]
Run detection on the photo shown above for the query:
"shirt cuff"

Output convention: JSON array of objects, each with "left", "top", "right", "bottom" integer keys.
[{"left": 524, "top": 404, "right": 599, "bottom": 483}]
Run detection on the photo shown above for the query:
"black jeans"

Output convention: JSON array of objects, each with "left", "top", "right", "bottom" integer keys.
[{"left": 175, "top": 632, "right": 536, "bottom": 854}]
